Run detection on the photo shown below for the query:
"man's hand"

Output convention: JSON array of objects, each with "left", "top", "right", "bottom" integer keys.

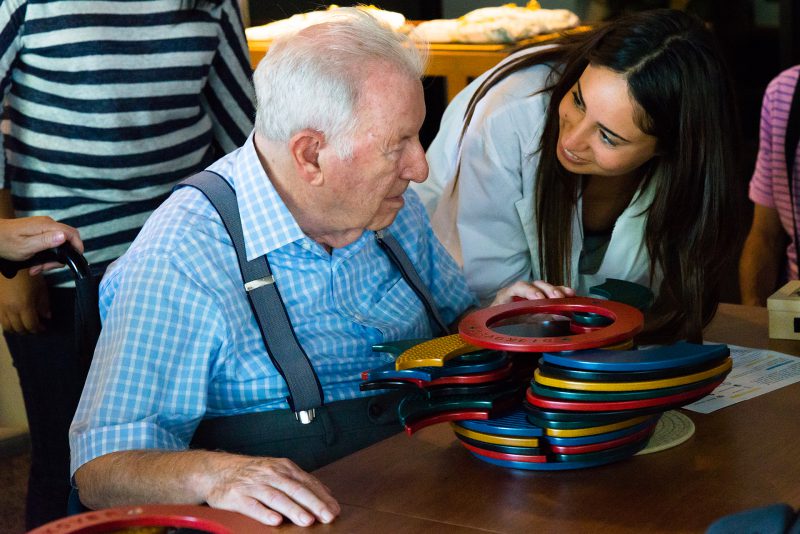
[
  {"left": 206, "top": 455, "right": 340, "bottom": 527},
  {"left": 75, "top": 450, "right": 341, "bottom": 528},
  {"left": 490, "top": 280, "right": 575, "bottom": 307},
  {"left": 0, "top": 270, "right": 49, "bottom": 334},
  {"left": 0, "top": 216, "right": 84, "bottom": 274}
]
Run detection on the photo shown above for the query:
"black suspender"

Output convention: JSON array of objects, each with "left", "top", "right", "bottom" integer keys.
[
  {"left": 179, "top": 171, "right": 446, "bottom": 423},
  {"left": 181, "top": 171, "right": 324, "bottom": 423},
  {"left": 786, "top": 72, "right": 800, "bottom": 250},
  {"left": 375, "top": 230, "right": 448, "bottom": 335}
]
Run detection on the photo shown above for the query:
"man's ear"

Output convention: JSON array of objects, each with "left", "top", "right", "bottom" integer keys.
[{"left": 288, "top": 129, "right": 326, "bottom": 186}]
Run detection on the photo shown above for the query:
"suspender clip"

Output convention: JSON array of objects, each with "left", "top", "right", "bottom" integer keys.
[
  {"left": 295, "top": 409, "right": 316, "bottom": 424},
  {"left": 244, "top": 275, "right": 275, "bottom": 292}
]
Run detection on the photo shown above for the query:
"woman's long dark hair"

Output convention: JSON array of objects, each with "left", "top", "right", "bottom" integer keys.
[{"left": 457, "top": 9, "right": 744, "bottom": 342}]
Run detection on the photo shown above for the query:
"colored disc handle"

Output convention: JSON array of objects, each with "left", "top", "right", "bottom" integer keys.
[{"left": 459, "top": 297, "right": 643, "bottom": 352}]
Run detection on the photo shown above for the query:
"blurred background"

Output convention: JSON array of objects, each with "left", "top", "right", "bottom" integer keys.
[
  {"left": 1, "top": 2, "right": 798, "bottom": 530},
  {"left": 242, "top": 0, "right": 798, "bottom": 307},
  {"left": 245, "top": 0, "right": 799, "bottom": 167}
]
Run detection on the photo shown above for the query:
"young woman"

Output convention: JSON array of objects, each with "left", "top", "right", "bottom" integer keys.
[{"left": 415, "top": 9, "right": 744, "bottom": 343}]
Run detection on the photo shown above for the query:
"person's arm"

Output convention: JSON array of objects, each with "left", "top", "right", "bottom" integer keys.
[
  {"left": 75, "top": 449, "right": 339, "bottom": 527},
  {"left": 0, "top": 1, "right": 25, "bottom": 192},
  {"left": 0, "top": 216, "right": 83, "bottom": 268},
  {"left": 70, "top": 240, "right": 337, "bottom": 527},
  {"left": 441, "top": 80, "right": 549, "bottom": 306},
  {"left": 739, "top": 204, "right": 786, "bottom": 306},
  {"left": 739, "top": 72, "right": 790, "bottom": 308},
  {"left": 201, "top": 0, "right": 256, "bottom": 154},
  {"left": 0, "top": 191, "right": 51, "bottom": 334},
  {"left": 408, "top": 189, "right": 573, "bottom": 332},
  {"left": 0, "top": 1, "right": 50, "bottom": 334}
]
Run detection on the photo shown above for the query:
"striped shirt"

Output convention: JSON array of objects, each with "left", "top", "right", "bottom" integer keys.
[
  {"left": 0, "top": 0, "right": 255, "bottom": 286},
  {"left": 749, "top": 65, "right": 800, "bottom": 280},
  {"left": 69, "top": 134, "right": 477, "bottom": 475}
]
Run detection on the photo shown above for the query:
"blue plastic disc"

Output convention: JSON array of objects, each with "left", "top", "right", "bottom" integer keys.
[
  {"left": 541, "top": 342, "right": 729, "bottom": 372},
  {"left": 468, "top": 452, "right": 619, "bottom": 471},
  {"left": 456, "top": 408, "right": 544, "bottom": 438}
]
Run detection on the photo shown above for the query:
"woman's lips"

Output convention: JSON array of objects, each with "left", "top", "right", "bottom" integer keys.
[{"left": 560, "top": 143, "right": 589, "bottom": 164}]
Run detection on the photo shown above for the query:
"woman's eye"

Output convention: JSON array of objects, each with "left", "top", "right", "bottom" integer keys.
[
  {"left": 599, "top": 130, "right": 617, "bottom": 147},
  {"left": 571, "top": 91, "right": 584, "bottom": 110}
]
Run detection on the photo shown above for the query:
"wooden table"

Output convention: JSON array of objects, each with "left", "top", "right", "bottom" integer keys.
[
  {"left": 273, "top": 303, "right": 800, "bottom": 533},
  {"left": 247, "top": 27, "right": 591, "bottom": 102}
]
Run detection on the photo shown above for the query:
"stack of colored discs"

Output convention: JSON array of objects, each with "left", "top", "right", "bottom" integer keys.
[
  {"left": 359, "top": 282, "right": 730, "bottom": 471},
  {"left": 519, "top": 342, "right": 731, "bottom": 464},
  {"left": 450, "top": 408, "right": 661, "bottom": 470},
  {"left": 361, "top": 335, "right": 533, "bottom": 434}
]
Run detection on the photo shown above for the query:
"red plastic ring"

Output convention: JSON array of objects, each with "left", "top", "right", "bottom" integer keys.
[
  {"left": 459, "top": 297, "right": 643, "bottom": 352},
  {"left": 28, "top": 504, "right": 267, "bottom": 533}
]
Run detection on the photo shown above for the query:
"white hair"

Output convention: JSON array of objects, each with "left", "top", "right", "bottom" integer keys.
[{"left": 253, "top": 7, "right": 427, "bottom": 160}]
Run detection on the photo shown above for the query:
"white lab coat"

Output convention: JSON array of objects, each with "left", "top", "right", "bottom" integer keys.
[{"left": 414, "top": 48, "right": 658, "bottom": 305}]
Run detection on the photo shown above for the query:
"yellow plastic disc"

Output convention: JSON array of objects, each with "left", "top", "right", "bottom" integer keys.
[
  {"left": 450, "top": 423, "right": 540, "bottom": 447},
  {"left": 600, "top": 338, "right": 635, "bottom": 351},
  {"left": 544, "top": 415, "right": 652, "bottom": 437},
  {"left": 533, "top": 357, "right": 732, "bottom": 392},
  {"left": 395, "top": 334, "right": 482, "bottom": 370}
]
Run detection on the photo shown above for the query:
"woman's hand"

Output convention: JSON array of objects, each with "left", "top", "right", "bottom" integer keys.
[
  {"left": 490, "top": 280, "right": 575, "bottom": 307},
  {"left": 0, "top": 217, "right": 83, "bottom": 274}
]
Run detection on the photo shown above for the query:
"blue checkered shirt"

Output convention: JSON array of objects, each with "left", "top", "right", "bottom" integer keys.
[{"left": 69, "top": 134, "right": 477, "bottom": 476}]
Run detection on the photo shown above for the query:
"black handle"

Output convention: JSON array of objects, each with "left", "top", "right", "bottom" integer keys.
[{"left": 0, "top": 244, "right": 91, "bottom": 279}]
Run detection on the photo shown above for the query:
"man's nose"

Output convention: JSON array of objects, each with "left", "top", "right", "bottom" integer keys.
[{"left": 403, "top": 140, "right": 428, "bottom": 183}]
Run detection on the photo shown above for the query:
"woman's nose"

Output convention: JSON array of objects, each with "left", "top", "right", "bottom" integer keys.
[{"left": 561, "top": 117, "right": 591, "bottom": 152}]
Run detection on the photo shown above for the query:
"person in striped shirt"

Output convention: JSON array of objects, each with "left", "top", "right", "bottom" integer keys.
[
  {"left": 740, "top": 65, "right": 800, "bottom": 306},
  {"left": 0, "top": 0, "right": 255, "bottom": 527}
]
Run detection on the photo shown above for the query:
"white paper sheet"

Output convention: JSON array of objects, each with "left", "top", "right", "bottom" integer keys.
[{"left": 683, "top": 344, "right": 800, "bottom": 413}]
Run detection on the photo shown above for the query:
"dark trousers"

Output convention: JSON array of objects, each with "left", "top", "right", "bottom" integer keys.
[
  {"left": 5, "top": 287, "right": 84, "bottom": 530},
  {"left": 191, "top": 392, "right": 404, "bottom": 472}
]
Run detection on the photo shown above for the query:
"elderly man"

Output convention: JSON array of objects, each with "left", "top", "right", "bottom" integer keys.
[{"left": 69, "top": 9, "right": 567, "bottom": 528}]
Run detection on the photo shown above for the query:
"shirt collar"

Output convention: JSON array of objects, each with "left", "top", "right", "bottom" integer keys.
[{"left": 231, "top": 134, "right": 307, "bottom": 261}]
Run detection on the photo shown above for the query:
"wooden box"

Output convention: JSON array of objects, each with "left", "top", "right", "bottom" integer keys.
[{"left": 767, "top": 280, "right": 800, "bottom": 339}]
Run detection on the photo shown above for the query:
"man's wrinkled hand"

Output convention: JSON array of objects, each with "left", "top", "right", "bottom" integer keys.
[{"left": 205, "top": 455, "right": 340, "bottom": 527}]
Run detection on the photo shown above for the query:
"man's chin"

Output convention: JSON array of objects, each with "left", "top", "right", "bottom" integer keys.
[{"left": 367, "top": 211, "right": 400, "bottom": 232}]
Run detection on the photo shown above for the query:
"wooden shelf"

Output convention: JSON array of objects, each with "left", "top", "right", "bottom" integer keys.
[{"left": 247, "top": 26, "right": 591, "bottom": 102}]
